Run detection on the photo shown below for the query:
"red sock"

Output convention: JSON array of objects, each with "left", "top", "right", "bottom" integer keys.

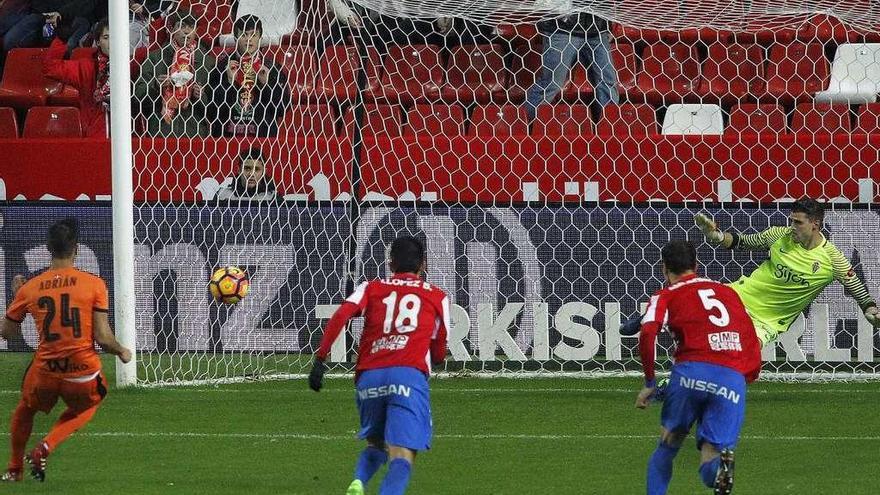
[
  {"left": 7, "top": 401, "right": 37, "bottom": 471},
  {"left": 43, "top": 405, "right": 99, "bottom": 454}
]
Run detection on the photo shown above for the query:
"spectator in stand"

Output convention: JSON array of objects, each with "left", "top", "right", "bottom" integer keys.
[
  {"left": 524, "top": 13, "right": 618, "bottom": 120},
  {"left": 215, "top": 147, "right": 279, "bottom": 202},
  {"left": 43, "top": 18, "right": 110, "bottom": 137},
  {"left": 133, "top": 10, "right": 215, "bottom": 137},
  {"left": 207, "top": 14, "right": 290, "bottom": 138},
  {"left": 128, "top": 0, "right": 176, "bottom": 55},
  {"left": 0, "top": 0, "right": 31, "bottom": 42},
  {"left": 2, "top": 0, "right": 95, "bottom": 63}
]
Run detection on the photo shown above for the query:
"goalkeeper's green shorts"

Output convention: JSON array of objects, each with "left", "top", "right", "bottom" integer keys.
[{"left": 748, "top": 313, "right": 780, "bottom": 347}]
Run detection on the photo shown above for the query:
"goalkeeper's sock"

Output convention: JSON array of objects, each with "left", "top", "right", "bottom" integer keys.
[
  {"left": 699, "top": 457, "right": 722, "bottom": 488},
  {"left": 646, "top": 441, "right": 679, "bottom": 495},
  {"left": 378, "top": 458, "right": 412, "bottom": 495},
  {"left": 700, "top": 456, "right": 721, "bottom": 488},
  {"left": 354, "top": 445, "right": 388, "bottom": 484}
]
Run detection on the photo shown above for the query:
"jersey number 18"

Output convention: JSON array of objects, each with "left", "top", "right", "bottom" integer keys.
[{"left": 382, "top": 291, "right": 421, "bottom": 334}]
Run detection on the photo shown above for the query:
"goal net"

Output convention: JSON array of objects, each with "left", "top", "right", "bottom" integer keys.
[{"left": 127, "top": 0, "right": 879, "bottom": 384}]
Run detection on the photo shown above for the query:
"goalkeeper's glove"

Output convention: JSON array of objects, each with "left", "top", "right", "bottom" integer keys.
[
  {"left": 694, "top": 213, "right": 725, "bottom": 245},
  {"left": 308, "top": 357, "right": 327, "bottom": 392},
  {"left": 866, "top": 306, "right": 880, "bottom": 328}
]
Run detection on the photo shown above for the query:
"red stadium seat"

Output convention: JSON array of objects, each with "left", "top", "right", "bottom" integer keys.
[
  {"left": 0, "top": 107, "right": 19, "bottom": 138},
  {"left": 856, "top": 103, "right": 880, "bottom": 134},
  {"left": 278, "top": 104, "right": 336, "bottom": 137},
  {"left": 376, "top": 45, "right": 444, "bottom": 104},
  {"left": 795, "top": 14, "right": 858, "bottom": 43},
  {"left": 314, "top": 45, "right": 383, "bottom": 102},
  {"left": 697, "top": 43, "right": 766, "bottom": 104},
  {"left": 764, "top": 43, "right": 830, "bottom": 104},
  {"left": 635, "top": 43, "right": 701, "bottom": 105},
  {"left": 404, "top": 104, "right": 465, "bottom": 136},
  {"left": 615, "top": 25, "right": 731, "bottom": 44},
  {"left": 611, "top": 43, "right": 640, "bottom": 99},
  {"left": 271, "top": 45, "right": 317, "bottom": 102},
  {"left": 469, "top": 104, "right": 529, "bottom": 136},
  {"left": 342, "top": 104, "right": 402, "bottom": 136},
  {"left": 22, "top": 106, "right": 82, "bottom": 138},
  {"left": 790, "top": 103, "right": 851, "bottom": 134},
  {"left": 0, "top": 49, "right": 67, "bottom": 110},
  {"left": 442, "top": 44, "right": 508, "bottom": 104},
  {"left": 596, "top": 103, "right": 657, "bottom": 136},
  {"left": 508, "top": 40, "right": 544, "bottom": 104},
  {"left": 727, "top": 104, "right": 787, "bottom": 135},
  {"left": 532, "top": 104, "right": 593, "bottom": 136},
  {"left": 732, "top": 15, "right": 800, "bottom": 44}
]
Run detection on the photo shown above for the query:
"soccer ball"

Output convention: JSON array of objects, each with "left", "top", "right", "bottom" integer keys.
[{"left": 209, "top": 266, "right": 250, "bottom": 304}]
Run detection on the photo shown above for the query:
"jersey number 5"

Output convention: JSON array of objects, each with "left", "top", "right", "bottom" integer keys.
[
  {"left": 37, "top": 294, "right": 82, "bottom": 342},
  {"left": 381, "top": 292, "right": 421, "bottom": 334},
  {"left": 698, "top": 289, "right": 730, "bottom": 327}
]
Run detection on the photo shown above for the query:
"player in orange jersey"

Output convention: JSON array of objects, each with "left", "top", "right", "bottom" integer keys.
[{"left": 0, "top": 218, "right": 131, "bottom": 482}]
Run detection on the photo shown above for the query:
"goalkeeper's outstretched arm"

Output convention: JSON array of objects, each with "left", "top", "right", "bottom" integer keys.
[
  {"left": 831, "top": 249, "right": 880, "bottom": 327},
  {"left": 694, "top": 213, "right": 789, "bottom": 251}
]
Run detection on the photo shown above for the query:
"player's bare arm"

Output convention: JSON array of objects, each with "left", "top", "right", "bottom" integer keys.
[{"left": 92, "top": 311, "right": 132, "bottom": 363}]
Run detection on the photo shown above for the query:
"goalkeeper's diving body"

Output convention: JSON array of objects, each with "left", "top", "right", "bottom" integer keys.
[
  {"left": 622, "top": 198, "right": 879, "bottom": 344},
  {"left": 693, "top": 198, "right": 879, "bottom": 345}
]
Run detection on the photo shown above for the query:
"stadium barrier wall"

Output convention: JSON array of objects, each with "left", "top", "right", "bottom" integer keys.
[{"left": 0, "top": 137, "right": 877, "bottom": 202}]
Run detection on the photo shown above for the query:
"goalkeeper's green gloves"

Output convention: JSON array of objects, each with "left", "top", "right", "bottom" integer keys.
[
  {"left": 866, "top": 306, "right": 880, "bottom": 328},
  {"left": 308, "top": 358, "right": 327, "bottom": 392},
  {"left": 694, "top": 213, "right": 725, "bottom": 245}
]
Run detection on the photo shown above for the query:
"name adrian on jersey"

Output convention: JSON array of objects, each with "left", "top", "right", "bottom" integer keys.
[
  {"left": 678, "top": 376, "right": 741, "bottom": 404},
  {"left": 358, "top": 384, "right": 412, "bottom": 400},
  {"left": 708, "top": 332, "right": 742, "bottom": 352},
  {"left": 773, "top": 263, "right": 810, "bottom": 287}
]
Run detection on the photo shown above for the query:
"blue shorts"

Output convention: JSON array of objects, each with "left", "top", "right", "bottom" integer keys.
[
  {"left": 355, "top": 366, "right": 432, "bottom": 451},
  {"left": 660, "top": 361, "right": 747, "bottom": 451}
]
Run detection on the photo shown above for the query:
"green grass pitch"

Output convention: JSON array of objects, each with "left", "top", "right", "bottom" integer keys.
[{"left": 1, "top": 353, "right": 878, "bottom": 494}]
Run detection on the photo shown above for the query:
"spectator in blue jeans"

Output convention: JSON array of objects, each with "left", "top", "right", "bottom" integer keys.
[
  {"left": 525, "top": 13, "right": 619, "bottom": 120},
  {"left": 2, "top": 0, "right": 95, "bottom": 61}
]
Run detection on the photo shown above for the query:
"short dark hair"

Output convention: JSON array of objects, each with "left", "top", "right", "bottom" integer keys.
[
  {"left": 389, "top": 236, "right": 425, "bottom": 274},
  {"left": 661, "top": 240, "right": 697, "bottom": 276},
  {"left": 171, "top": 10, "right": 197, "bottom": 29},
  {"left": 233, "top": 14, "right": 263, "bottom": 37},
  {"left": 238, "top": 147, "right": 264, "bottom": 166},
  {"left": 91, "top": 18, "right": 108, "bottom": 43},
  {"left": 48, "top": 218, "right": 79, "bottom": 259},
  {"left": 791, "top": 197, "right": 824, "bottom": 225}
]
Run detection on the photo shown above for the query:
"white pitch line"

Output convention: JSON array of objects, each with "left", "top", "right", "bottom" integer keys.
[
  {"left": 2, "top": 388, "right": 880, "bottom": 395},
  {"left": 0, "top": 431, "right": 877, "bottom": 442}
]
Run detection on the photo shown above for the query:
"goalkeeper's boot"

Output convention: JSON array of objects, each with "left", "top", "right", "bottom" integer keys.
[
  {"left": 25, "top": 442, "right": 48, "bottom": 482},
  {"left": 652, "top": 377, "right": 670, "bottom": 402},
  {"left": 346, "top": 479, "right": 365, "bottom": 495},
  {"left": 0, "top": 469, "right": 22, "bottom": 482},
  {"left": 713, "top": 449, "right": 735, "bottom": 495}
]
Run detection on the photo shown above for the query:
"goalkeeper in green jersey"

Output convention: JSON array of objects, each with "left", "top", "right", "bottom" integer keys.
[{"left": 694, "top": 198, "right": 880, "bottom": 346}]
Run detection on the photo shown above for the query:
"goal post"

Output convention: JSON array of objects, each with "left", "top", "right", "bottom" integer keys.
[
  {"left": 113, "top": 0, "right": 880, "bottom": 385},
  {"left": 109, "top": 0, "right": 137, "bottom": 387}
]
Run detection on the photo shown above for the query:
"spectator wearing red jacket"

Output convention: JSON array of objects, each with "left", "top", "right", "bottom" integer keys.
[{"left": 43, "top": 18, "right": 109, "bottom": 138}]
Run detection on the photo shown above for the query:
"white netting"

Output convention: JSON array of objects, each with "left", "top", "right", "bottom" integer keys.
[{"left": 128, "top": 0, "right": 879, "bottom": 384}]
